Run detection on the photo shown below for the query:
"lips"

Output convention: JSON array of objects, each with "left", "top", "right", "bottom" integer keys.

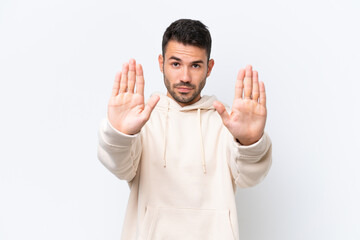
[{"left": 176, "top": 87, "right": 192, "bottom": 93}]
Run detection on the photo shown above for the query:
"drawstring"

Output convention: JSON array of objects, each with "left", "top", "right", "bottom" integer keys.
[
  {"left": 197, "top": 109, "right": 206, "bottom": 174},
  {"left": 163, "top": 100, "right": 169, "bottom": 168},
  {"left": 162, "top": 102, "right": 206, "bottom": 174}
]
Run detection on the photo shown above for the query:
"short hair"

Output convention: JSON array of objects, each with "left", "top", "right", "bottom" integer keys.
[{"left": 162, "top": 19, "right": 212, "bottom": 60}]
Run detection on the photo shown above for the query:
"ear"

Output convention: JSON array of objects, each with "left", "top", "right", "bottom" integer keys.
[
  {"left": 206, "top": 59, "right": 215, "bottom": 77},
  {"left": 158, "top": 54, "right": 164, "bottom": 73}
]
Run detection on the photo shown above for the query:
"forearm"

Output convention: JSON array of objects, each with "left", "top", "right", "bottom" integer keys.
[
  {"left": 228, "top": 132, "right": 272, "bottom": 188},
  {"left": 97, "top": 117, "right": 142, "bottom": 182}
]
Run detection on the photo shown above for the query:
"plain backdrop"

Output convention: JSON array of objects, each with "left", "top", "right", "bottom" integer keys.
[{"left": 1, "top": 0, "right": 359, "bottom": 239}]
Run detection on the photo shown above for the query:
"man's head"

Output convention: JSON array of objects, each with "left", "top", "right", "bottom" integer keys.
[
  {"left": 159, "top": 19, "right": 214, "bottom": 107},
  {"left": 162, "top": 19, "right": 212, "bottom": 61}
]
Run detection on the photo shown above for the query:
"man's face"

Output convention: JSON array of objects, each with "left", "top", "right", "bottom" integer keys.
[{"left": 158, "top": 40, "right": 214, "bottom": 106}]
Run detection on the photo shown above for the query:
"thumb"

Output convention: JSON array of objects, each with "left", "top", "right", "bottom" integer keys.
[
  {"left": 141, "top": 95, "right": 160, "bottom": 120},
  {"left": 213, "top": 100, "right": 230, "bottom": 126}
]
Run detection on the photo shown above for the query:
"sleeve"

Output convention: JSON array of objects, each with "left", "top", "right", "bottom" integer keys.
[
  {"left": 97, "top": 117, "right": 142, "bottom": 182},
  {"left": 227, "top": 132, "right": 272, "bottom": 188}
]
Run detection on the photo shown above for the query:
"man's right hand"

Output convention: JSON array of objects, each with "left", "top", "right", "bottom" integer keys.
[{"left": 107, "top": 59, "right": 160, "bottom": 135}]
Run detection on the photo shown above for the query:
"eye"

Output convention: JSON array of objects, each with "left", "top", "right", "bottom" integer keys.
[
  {"left": 172, "top": 62, "right": 180, "bottom": 67},
  {"left": 192, "top": 64, "right": 200, "bottom": 68}
]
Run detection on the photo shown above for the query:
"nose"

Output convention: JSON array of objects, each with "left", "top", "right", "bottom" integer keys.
[{"left": 180, "top": 67, "right": 191, "bottom": 83}]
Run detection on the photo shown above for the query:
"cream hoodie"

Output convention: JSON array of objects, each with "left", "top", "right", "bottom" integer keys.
[{"left": 97, "top": 93, "right": 272, "bottom": 240}]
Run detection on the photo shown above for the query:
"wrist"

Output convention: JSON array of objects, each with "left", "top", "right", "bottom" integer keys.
[{"left": 236, "top": 132, "right": 263, "bottom": 146}]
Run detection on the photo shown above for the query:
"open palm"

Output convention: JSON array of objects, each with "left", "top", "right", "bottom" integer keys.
[
  {"left": 108, "top": 59, "right": 159, "bottom": 135},
  {"left": 214, "top": 65, "right": 267, "bottom": 145}
]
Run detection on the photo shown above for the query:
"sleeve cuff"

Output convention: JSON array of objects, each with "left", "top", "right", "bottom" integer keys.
[
  {"left": 99, "top": 117, "right": 140, "bottom": 147},
  {"left": 233, "top": 132, "right": 270, "bottom": 157}
]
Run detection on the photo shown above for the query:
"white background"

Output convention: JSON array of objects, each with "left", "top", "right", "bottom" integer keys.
[{"left": 1, "top": 0, "right": 359, "bottom": 239}]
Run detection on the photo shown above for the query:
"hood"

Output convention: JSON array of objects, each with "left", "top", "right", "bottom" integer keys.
[
  {"left": 152, "top": 92, "right": 217, "bottom": 112},
  {"left": 151, "top": 92, "right": 222, "bottom": 174}
]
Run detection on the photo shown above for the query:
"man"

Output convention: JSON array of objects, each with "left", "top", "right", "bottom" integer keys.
[{"left": 97, "top": 19, "right": 272, "bottom": 240}]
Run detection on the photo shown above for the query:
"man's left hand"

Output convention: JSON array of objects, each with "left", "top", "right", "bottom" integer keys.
[{"left": 213, "top": 65, "right": 267, "bottom": 146}]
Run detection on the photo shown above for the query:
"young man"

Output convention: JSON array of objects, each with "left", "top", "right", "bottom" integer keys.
[{"left": 97, "top": 19, "right": 272, "bottom": 240}]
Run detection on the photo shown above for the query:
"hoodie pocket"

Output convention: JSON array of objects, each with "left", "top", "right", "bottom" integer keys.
[{"left": 138, "top": 206, "right": 235, "bottom": 240}]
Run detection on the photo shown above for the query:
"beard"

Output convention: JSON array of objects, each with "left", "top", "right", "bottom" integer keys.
[{"left": 163, "top": 74, "right": 207, "bottom": 105}]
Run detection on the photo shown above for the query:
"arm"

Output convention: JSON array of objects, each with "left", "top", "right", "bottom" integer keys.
[
  {"left": 97, "top": 59, "right": 159, "bottom": 181},
  {"left": 228, "top": 131, "right": 272, "bottom": 188},
  {"left": 214, "top": 65, "right": 272, "bottom": 187},
  {"left": 97, "top": 117, "right": 142, "bottom": 181}
]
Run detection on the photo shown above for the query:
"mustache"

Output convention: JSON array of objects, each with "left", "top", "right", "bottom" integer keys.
[{"left": 174, "top": 82, "right": 195, "bottom": 89}]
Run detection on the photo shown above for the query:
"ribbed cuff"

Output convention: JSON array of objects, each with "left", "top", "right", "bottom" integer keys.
[
  {"left": 233, "top": 132, "right": 270, "bottom": 157},
  {"left": 99, "top": 117, "right": 139, "bottom": 147}
]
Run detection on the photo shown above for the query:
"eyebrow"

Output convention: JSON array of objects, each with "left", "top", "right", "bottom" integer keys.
[{"left": 169, "top": 56, "right": 205, "bottom": 64}]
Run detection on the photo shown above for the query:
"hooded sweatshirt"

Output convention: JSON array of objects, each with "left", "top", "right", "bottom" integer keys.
[{"left": 97, "top": 93, "right": 272, "bottom": 240}]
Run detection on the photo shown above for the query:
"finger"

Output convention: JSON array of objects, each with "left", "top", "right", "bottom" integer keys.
[
  {"left": 120, "top": 63, "right": 129, "bottom": 93},
  {"left": 135, "top": 63, "right": 145, "bottom": 95},
  {"left": 213, "top": 101, "right": 230, "bottom": 126},
  {"left": 127, "top": 59, "right": 136, "bottom": 93},
  {"left": 259, "top": 81, "right": 266, "bottom": 107},
  {"left": 111, "top": 72, "right": 121, "bottom": 97},
  {"left": 235, "top": 69, "right": 245, "bottom": 99},
  {"left": 244, "top": 65, "right": 253, "bottom": 99},
  {"left": 252, "top": 70, "right": 260, "bottom": 101},
  {"left": 142, "top": 95, "right": 160, "bottom": 120}
]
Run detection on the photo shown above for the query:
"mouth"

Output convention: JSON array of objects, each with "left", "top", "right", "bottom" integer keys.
[{"left": 176, "top": 87, "right": 193, "bottom": 93}]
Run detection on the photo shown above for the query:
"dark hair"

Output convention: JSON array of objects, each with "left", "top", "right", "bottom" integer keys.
[{"left": 162, "top": 19, "right": 212, "bottom": 60}]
